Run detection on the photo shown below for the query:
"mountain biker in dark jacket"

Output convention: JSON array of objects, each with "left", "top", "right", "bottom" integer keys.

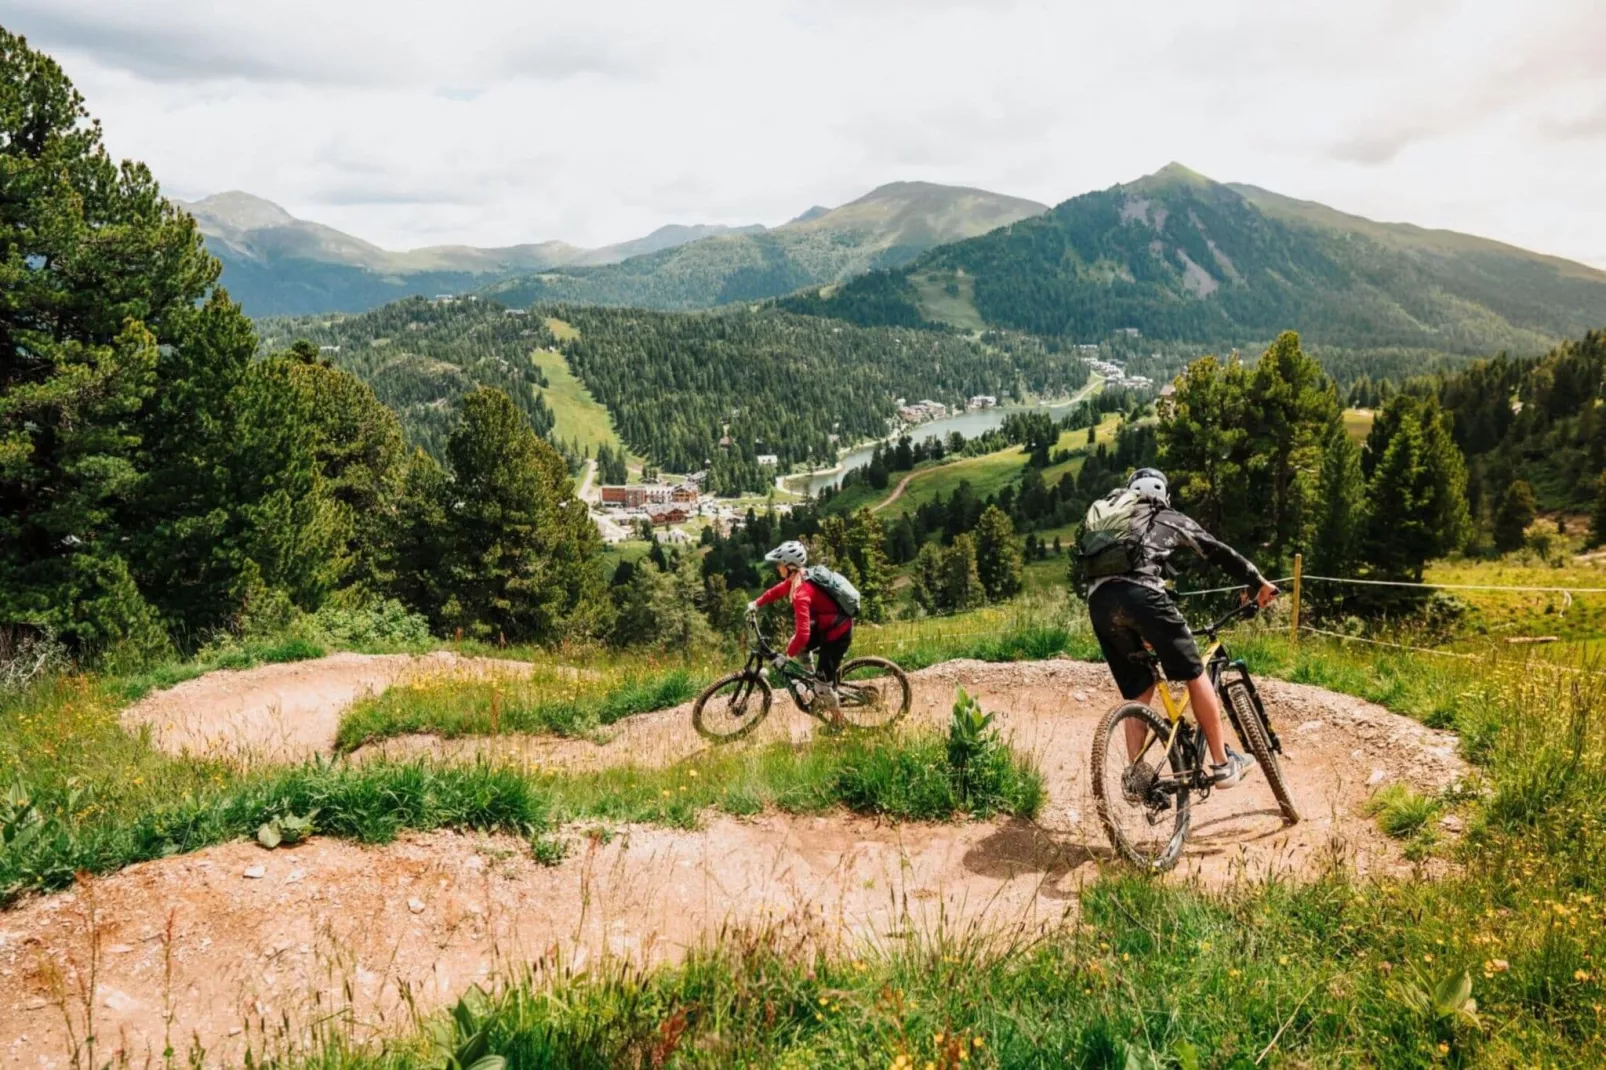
[
  {"left": 748, "top": 540, "right": 851, "bottom": 719},
  {"left": 1087, "top": 468, "right": 1278, "bottom": 788}
]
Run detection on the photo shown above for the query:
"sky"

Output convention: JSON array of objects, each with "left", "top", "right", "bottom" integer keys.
[{"left": 8, "top": 0, "right": 1606, "bottom": 266}]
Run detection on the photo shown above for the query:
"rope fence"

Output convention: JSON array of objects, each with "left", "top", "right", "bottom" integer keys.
[{"left": 1177, "top": 552, "right": 1606, "bottom": 675}]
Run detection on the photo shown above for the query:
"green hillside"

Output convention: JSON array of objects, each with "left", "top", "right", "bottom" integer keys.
[
  {"left": 483, "top": 182, "right": 1047, "bottom": 311},
  {"left": 783, "top": 164, "right": 1606, "bottom": 356}
]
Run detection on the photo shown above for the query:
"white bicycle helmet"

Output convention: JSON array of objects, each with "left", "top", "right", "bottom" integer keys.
[
  {"left": 764, "top": 540, "right": 808, "bottom": 568},
  {"left": 1127, "top": 467, "right": 1170, "bottom": 506}
]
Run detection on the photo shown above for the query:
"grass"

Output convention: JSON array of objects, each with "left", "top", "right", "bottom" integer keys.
[
  {"left": 0, "top": 722, "right": 1042, "bottom": 905},
  {"left": 530, "top": 344, "right": 630, "bottom": 458},
  {"left": 1421, "top": 554, "right": 1606, "bottom": 648},
  {"left": 111, "top": 634, "right": 329, "bottom": 704},
  {"left": 1343, "top": 407, "right": 1375, "bottom": 444},
  {"left": 1365, "top": 782, "right": 1441, "bottom": 839},
  {"left": 334, "top": 667, "right": 704, "bottom": 750},
  {"left": 910, "top": 269, "right": 985, "bottom": 330}
]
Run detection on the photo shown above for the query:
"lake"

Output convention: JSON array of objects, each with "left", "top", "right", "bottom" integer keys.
[{"left": 790, "top": 392, "right": 1097, "bottom": 496}]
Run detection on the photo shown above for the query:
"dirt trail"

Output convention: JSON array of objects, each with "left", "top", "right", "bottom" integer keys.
[
  {"left": 122, "top": 651, "right": 540, "bottom": 764},
  {"left": 871, "top": 468, "right": 923, "bottom": 513},
  {"left": 7, "top": 659, "right": 1464, "bottom": 1065}
]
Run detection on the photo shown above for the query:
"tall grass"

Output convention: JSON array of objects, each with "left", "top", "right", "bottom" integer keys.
[{"left": 334, "top": 668, "right": 703, "bottom": 751}]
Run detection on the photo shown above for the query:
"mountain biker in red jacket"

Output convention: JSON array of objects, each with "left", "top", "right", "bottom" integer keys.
[{"left": 748, "top": 540, "right": 851, "bottom": 720}]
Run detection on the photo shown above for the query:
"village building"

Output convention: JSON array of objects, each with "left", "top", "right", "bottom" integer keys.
[{"left": 601, "top": 485, "right": 648, "bottom": 508}]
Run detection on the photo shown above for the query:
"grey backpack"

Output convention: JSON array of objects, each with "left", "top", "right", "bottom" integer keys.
[
  {"left": 804, "top": 565, "right": 861, "bottom": 618},
  {"left": 1076, "top": 489, "right": 1152, "bottom": 581}
]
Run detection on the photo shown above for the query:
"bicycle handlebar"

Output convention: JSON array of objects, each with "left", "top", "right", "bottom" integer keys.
[{"left": 1202, "top": 600, "right": 1259, "bottom": 638}]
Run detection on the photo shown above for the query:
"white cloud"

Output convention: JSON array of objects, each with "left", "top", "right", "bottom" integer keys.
[{"left": 10, "top": 0, "right": 1606, "bottom": 267}]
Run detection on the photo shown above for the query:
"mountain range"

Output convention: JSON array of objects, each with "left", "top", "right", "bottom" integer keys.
[
  {"left": 182, "top": 182, "right": 1042, "bottom": 317},
  {"left": 782, "top": 164, "right": 1606, "bottom": 355}
]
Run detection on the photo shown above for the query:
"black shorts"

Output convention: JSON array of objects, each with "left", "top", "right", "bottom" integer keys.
[
  {"left": 806, "top": 629, "right": 852, "bottom": 684},
  {"left": 1088, "top": 581, "right": 1204, "bottom": 700}
]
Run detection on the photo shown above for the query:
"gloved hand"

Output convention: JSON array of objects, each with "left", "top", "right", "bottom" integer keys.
[
  {"left": 770, "top": 654, "right": 789, "bottom": 672},
  {"left": 746, "top": 600, "right": 758, "bottom": 615}
]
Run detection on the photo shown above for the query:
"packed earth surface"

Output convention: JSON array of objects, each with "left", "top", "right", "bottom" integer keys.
[{"left": 2, "top": 655, "right": 1465, "bottom": 1065}]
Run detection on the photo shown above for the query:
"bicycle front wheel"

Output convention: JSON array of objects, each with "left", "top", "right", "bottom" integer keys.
[
  {"left": 691, "top": 671, "right": 772, "bottom": 743},
  {"left": 835, "top": 657, "right": 912, "bottom": 731},
  {"left": 1223, "top": 677, "right": 1299, "bottom": 825},
  {"left": 1091, "top": 702, "right": 1192, "bottom": 872}
]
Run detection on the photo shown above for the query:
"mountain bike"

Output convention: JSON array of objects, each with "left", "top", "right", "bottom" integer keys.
[
  {"left": 691, "top": 611, "right": 912, "bottom": 742},
  {"left": 1091, "top": 601, "right": 1298, "bottom": 872}
]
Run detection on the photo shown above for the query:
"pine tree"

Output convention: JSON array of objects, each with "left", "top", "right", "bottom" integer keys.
[
  {"left": 1360, "top": 394, "right": 1470, "bottom": 582},
  {"left": 973, "top": 506, "right": 1024, "bottom": 601},
  {"left": 844, "top": 509, "right": 891, "bottom": 622},
  {"left": 384, "top": 448, "right": 452, "bottom": 618},
  {"left": 1493, "top": 479, "right": 1537, "bottom": 553},
  {"left": 910, "top": 542, "right": 946, "bottom": 614},
  {"left": 1, "top": 29, "right": 244, "bottom": 651},
  {"left": 284, "top": 343, "right": 408, "bottom": 591},
  {"left": 942, "top": 534, "right": 987, "bottom": 610},
  {"left": 1311, "top": 422, "right": 1366, "bottom": 577},
  {"left": 1157, "top": 355, "right": 1252, "bottom": 543},
  {"left": 1248, "top": 332, "right": 1338, "bottom": 563},
  {"left": 434, "top": 388, "right": 606, "bottom": 642}
]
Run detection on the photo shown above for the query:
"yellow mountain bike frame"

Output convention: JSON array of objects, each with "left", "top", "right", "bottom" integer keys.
[{"left": 1144, "top": 637, "right": 1223, "bottom": 765}]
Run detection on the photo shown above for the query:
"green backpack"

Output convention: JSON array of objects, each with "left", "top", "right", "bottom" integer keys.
[
  {"left": 1076, "top": 489, "right": 1152, "bottom": 581},
  {"left": 804, "top": 565, "right": 861, "bottom": 618}
]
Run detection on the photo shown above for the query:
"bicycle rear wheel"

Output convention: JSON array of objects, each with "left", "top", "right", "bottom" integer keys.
[
  {"left": 1091, "top": 702, "right": 1193, "bottom": 872},
  {"left": 835, "top": 657, "right": 911, "bottom": 730},
  {"left": 691, "top": 671, "right": 772, "bottom": 743},
  {"left": 1222, "top": 677, "right": 1299, "bottom": 825}
]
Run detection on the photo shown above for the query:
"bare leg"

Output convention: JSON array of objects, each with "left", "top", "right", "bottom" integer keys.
[
  {"left": 1123, "top": 683, "right": 1157, "bottom": 760},
  {"left": 1187, "top": 676, "right": 1230, "bottom": 765}
]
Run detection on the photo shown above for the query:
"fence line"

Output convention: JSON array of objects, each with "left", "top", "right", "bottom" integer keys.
[
  {"left": 1295, "top": 624, "right": 1478, "bottom": 661},
  {"left": 1179, "top": 575, "right": 1606, "bottom": 599}
]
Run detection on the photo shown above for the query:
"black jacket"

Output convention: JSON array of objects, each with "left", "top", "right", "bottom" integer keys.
[{"left": 1098, "top": 495, "right": 1266, "bottom": 593}]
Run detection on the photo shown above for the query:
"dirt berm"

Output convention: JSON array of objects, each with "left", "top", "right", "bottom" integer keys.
[{"left": 2, "top": 657, "right": 1463, "bottom": 1064}]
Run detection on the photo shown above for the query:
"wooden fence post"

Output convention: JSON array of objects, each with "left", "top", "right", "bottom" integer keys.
[{"left": 1290, "top": 553, "right": 1303, "bottom": 644}]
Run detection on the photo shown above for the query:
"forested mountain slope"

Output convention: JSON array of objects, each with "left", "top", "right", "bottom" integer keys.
[
  {"left": 550, "top": 306, "right": 1084, "bottom": 492},
  {"left": 265, "top": 298, "right": 1088, "bottom": 493},
  {"left": 782, "top": 164, "right": 1606, "bottom": 356},
  {"left": 259, "top": 300, "right": 558, "bottom": 460},
  {"left": 1435, "top": 329, "right": 1606, "bottom": 515},
  {"left": 482, "top": 182, "right": 1047, "bottom": 311},
  {"left": 183, "top": 193, "right": 763, "bottom": 317}
]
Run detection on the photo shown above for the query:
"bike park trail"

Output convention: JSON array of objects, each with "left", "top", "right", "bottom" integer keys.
[{"left": 3, "top": 656, "right": 1465, "bottom": 1064}]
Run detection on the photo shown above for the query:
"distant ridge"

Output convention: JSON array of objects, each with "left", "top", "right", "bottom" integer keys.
[
  {"left": 780, "top": 163, "right": 1606, "bottom": 356},
  {"left": 180, "top": 192, "right": 765, "bottom": 316},
  {"left": 483, "top": 180, "right": 1049, "bottom": 311}
]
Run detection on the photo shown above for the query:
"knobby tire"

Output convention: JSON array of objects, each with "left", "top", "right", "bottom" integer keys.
[
  {"left": 691, "top": 671, "right": 773, "bottom": 743},
  {"left": 834, "top": 657, "right": 911, "bottom": 731},
  {"left": 1091, "top": 701, "right": 1192, "bottom": 872},
  {"left": 1224, "top": 679, "right": 1299, "bottom": 825}
]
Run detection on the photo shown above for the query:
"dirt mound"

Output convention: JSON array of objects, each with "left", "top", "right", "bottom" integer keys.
[
  {"left": 10, "top": 658, "right": 1465, "bottom": 1062},
  {"left": 122, "top": 652, "right": 540, "bottom": 764}
]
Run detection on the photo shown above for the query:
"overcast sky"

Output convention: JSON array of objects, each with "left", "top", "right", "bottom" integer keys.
[{"left": 8, "top": 0, "right": 1605, "bottom": 265}]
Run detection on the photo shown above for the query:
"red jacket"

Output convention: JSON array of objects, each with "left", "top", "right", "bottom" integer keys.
[{"left": 755, "top": 576, "right": 852, "bottom": 657}]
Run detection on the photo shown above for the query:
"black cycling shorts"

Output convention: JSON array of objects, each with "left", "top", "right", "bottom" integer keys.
[
  {"left": 1088, "top": 580, "right": 1204, "bottom": 700},
  {"left": 806, "top": 629, "right": 852, "bottom": 684}
]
